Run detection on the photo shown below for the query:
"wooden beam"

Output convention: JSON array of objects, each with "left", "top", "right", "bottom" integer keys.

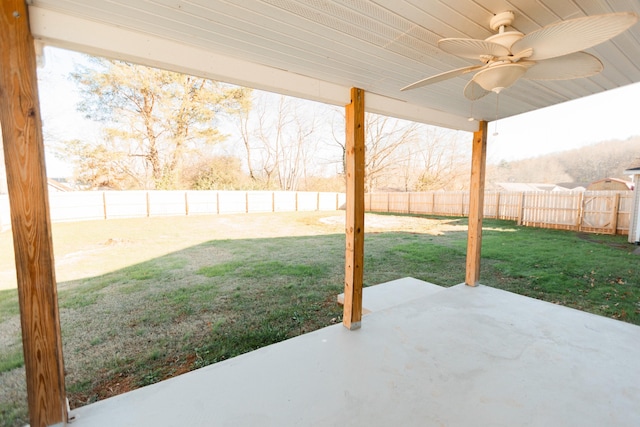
[
  {"left": 0, "top": 2, "right": 67, "bottom": 426},
  {"left": 343, "top": 88, "right": 365, "bottom": 330},
  {"left": 465, "top": 121, "right": 488, "bottom": 287}
]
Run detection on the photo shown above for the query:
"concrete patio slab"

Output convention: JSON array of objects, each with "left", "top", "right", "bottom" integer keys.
[
  {"left": 336, "top": 276, "right": 444, "bottom": 313},
  {"left": 70, "top": 283, "right": 640, "bottom": 427}
]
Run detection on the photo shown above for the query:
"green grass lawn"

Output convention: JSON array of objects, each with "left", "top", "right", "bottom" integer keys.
[{"left": 1, "top": 212, "right": 638, "bottom": 427}]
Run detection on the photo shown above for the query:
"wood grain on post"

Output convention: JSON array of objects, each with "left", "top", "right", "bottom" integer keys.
[
  {"left": 343, "top": 88, "right": 365, "bottom": 330},
  {"left": 465, "top": 121, "right": 488, "bottom": 287},
  {"left": 0, "top": 1, "right": 67, "bottom": 425}
]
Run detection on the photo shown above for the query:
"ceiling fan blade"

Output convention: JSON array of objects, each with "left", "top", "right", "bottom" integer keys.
[
  {"left": 438, "top": 38, "right": 510, "bottom": 60},
  {"left": 463, "top": 79, "right": 491, "bottom": 100},
  {"left": 511, "top": 12, "right": 639, "bottom": 61},
  {"left": 523, "top": 52, "right": 603, "bottom": 80},
  {"left": 401, "top": 64, "right": 486, "bottom": 91}
]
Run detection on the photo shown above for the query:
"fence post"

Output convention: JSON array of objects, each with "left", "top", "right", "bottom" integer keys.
[
  {"left": 316, "top": 192, "right": 320, "bottom": 211},
  {"left": 495, "top": 192, "right": 501, "bottom": 219},
  {"left": 407, "top": 192, "right": 411, "bottom": 214},
  {"left": 245, "top": 191, "right": 249, "bottom": 213},
  {"left": 611, "top": 192, "right": 621, "bottom": 235},
  {"left": 576, "top": 192, "right": 585, "bottom": 231},
  {"left": 216, "top": 192, "right": 220, "bottom": 215},
  {"left": 146, "top": 192, "right": 150, "bottom": 217},
  {"left": 103, "top": 192, "right": 108, "bottom": 220},
  {"left": 185, "top": 192, "right": 189, "bottom": 216},
  {"left": 517, "top": 192, "right": 525, "bottom": 225},
  {"left": 387, "top": 192, "right": 390, "bottom": 213},
  {"left": 295, "top": 192, "right": 299, "bottom": 211},
  {"left": 432, "top": 192, "right": 436, "bottom": 215}
]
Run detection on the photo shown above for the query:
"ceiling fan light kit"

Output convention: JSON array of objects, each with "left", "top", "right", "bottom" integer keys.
[
  {"left": 401, "top": 11, "right": 639, "bottom": 101},
  {"left": 473, "top": 62, "right": 527, "bottom": 93}
]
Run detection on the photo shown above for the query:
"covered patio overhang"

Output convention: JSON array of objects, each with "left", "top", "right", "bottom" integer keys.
[{"left": 1, "top": 1, "right": 640, "bottom": 425}]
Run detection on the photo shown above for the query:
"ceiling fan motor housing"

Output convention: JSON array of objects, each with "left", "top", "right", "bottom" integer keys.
[
  {"left": 487, "top": 12, "right": 524, "bottom": 51},
  {"left": 490, "top": 11, "right": 516, "bottom": 31}
]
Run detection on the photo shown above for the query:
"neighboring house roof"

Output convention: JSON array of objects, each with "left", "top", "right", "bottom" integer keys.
[
  {"left": 494, "top": 183, "right": 573, "bottom": 192},
  {"left": 556, "top": 182, "right": 590, "bottom": 191},
  {"left": 624, "top": 158, "right": 640, "bottom": 174}
]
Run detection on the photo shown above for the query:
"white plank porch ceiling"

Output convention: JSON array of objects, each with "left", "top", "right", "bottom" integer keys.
[{"left": 28, "top": 0, "right": 640, "bottom": 131}]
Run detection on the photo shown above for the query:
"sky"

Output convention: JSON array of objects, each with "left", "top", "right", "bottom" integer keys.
[
  {"left": 36, "top": 47, "right": 640, "bottom": 177},
  {"left": 486, "top": 82, "right": 640, "bottom": 163}
]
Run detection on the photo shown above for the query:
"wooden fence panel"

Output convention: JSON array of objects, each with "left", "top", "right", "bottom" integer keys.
[
  {"left": 388, "top": 192, "right": 409, "bottom": 214},
  {"left": 496, "top": 192, "right": 520, "bottom": 220},
  {"left": 406, "top": 192, "right": 434, "bottom": 214},
  {"left": 433, "top": 191, "right": 466, "bottom": 216},
  {"left": 369, "top": 193, "right": 389, "bottom": 212},
  {"left": 366, "top": 190, "right": 631, "bottom": 236},
  {"left": 483, "top": 192, "right": 498, "bottom": 218},
  {"left": 616, "top": 193, "right": 632, "bottom": 233},
  {"left": 520, "top": 192, "right": 581, "bottom": 231}
]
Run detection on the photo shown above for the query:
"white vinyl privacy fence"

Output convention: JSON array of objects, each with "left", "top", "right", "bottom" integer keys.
[{"left": 0, "top": 190, "right": 346, "bottom": 230}]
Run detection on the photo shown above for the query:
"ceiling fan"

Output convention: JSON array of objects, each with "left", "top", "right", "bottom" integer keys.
[{"left": 401, "top": 11, "right": 639, "bottom": 100}]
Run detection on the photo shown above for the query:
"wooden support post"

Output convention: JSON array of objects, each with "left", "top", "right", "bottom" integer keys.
[
  {"left": 0, "top": 2, "right": 68, "bottom": 426},
  {"left": 465, "top": 121, "right": 488, "bottom": 287},
  {"left": 343, "top": 88, "right": 365, "bottom": 330}
]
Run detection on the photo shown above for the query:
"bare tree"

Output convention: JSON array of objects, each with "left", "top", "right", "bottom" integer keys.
[
  {"left": 414, "top": 127, "right": 471, "bottom": 191},
  {"left": 329, "top": 111, "right": 471, "bottom": 192},
  {"left": 234, "top": 92, "right": 324, "bottom": 190}
]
